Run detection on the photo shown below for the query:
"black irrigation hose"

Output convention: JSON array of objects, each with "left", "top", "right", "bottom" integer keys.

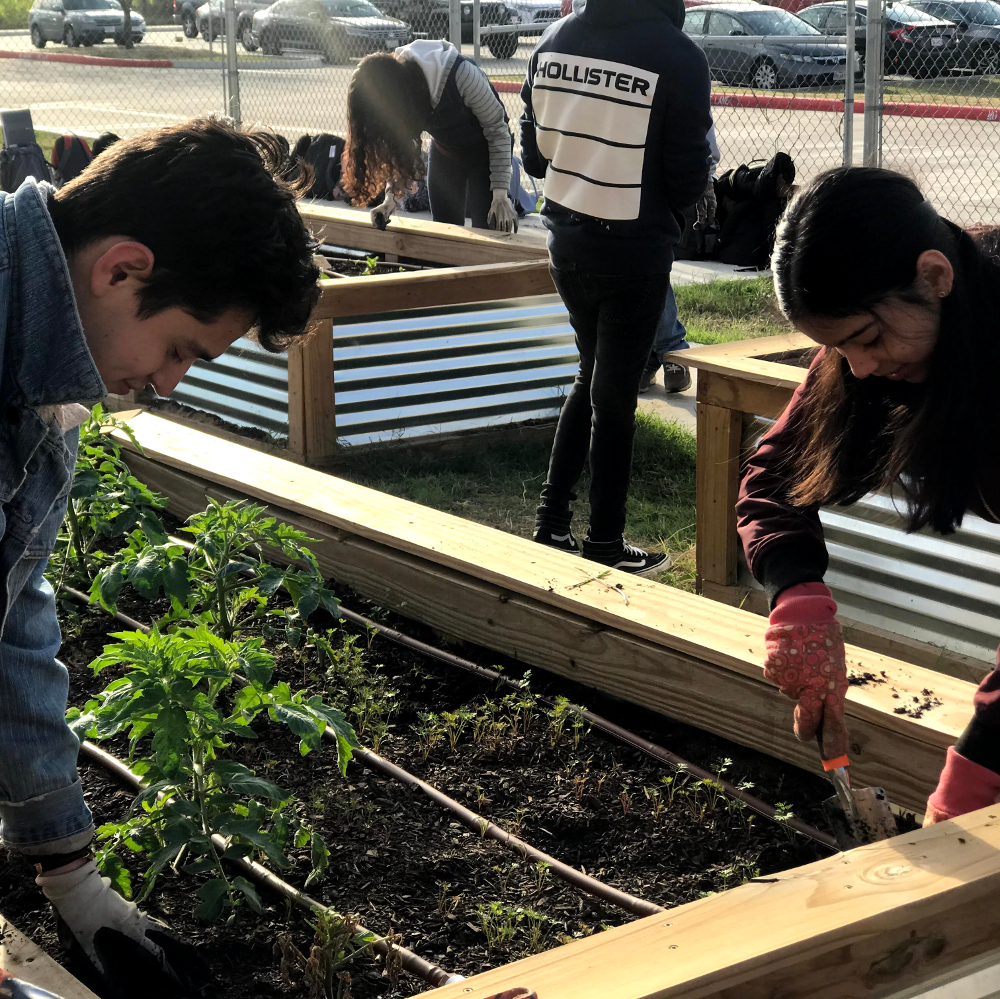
[
  {"left": 78, "top": 740, "right": 461, "bottom": 989},
  {"left": 333, "top": 607, "right": 839, "bottom": 852},
  {"left": 60, "top": 586, "right": 664, "bottom": 917}
]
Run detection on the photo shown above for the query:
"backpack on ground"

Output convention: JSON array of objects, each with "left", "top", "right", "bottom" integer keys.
[
  {"left": 0, "top": 143, "right": 52, "bottom": 192},
  {"left": 294, "top": 133, "right": 346, "bottom": 200},
  {"left": 51, "top": 134, "right": 93, "bottom": 186}
]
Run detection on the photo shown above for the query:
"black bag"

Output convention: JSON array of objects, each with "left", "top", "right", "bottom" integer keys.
[
  {"left": 294, "top": 133, "right": 346, "bottom": 200},
  {"left": 714, "top": 151, "right": 796, "bottom": 269},
  {"left": 51, "top": 133, "right": 93, "bottom": 186},
  {"left": 0, "top": 142, "right": 52, "bottom": 192}
]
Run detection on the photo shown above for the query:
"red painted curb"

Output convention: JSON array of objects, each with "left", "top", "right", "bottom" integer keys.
[
  {"left": 711, "top": 90, "right": 1000, "bottom": 121},
  {"left": 493, "top": 80, "right": 521, "bottom": 93},
  {"left": 0, "top": 47, "right": 171, "bottom": 67}
]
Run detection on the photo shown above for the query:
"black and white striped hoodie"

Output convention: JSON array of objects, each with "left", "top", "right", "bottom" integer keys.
[{"left": 520, "top": 0, "right": 713, "bottom": 273}]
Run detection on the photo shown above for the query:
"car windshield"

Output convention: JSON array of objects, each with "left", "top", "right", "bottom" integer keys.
[
  {"left": 321, "top": 0, "right": 381, "bottom": 13},
  {"left": 949, "top": 0, "right": 1000, "bottom": 21},
  {"left": 734, "top": 8, "right": 821, "bottom": 33},
  {"left": 886, "top": 1, "right": 941, "bottom": 20},
  {"left": 64, "top": 0, "right": 122, "bottom": 9}
]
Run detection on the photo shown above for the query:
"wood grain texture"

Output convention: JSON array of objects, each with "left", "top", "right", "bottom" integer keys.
[
  {"left": 117, "top": 420, "right": 977, "bottom": 812},
  {"left": 0, "top": 916, "right": 100, "bottom": 999},
  {"left": 696, "top": 402, "right": 742, "bottom": 587},
  {"left": 427, "top": 805, "right": 1000, "bottom": 999},
  {"left": 298, "top": 205, "right": 549, "bottom": 265},
  {"left": 667, "top": 331, "right": 814, "bottom": 362},
  {"left": 286, "top": 318, "right": 336, "bottom": 461},
  {"left": 696, "top": 368, "right": 795, "bottom": 421},
  {"left": 312, "top": 261, "right": 555, "bottom": 319}
]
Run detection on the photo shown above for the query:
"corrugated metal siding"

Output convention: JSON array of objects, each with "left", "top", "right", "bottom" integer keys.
[
  {"left": 164, "top": 295, "right": 576, "bottom": 446},
  {"left": 332, "top": 295, "right": 575, "bottom": 447}
]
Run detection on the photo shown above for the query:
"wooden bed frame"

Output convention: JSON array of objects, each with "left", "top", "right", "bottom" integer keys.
[{"left": 107, "top": 410, "right": 1000, "bottom": 999}]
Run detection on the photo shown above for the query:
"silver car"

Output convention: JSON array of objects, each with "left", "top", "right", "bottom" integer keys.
[
  {"left": 30, "top": 0, "right": 145, "bottom": 47},
  {"left": 683, "top": 2, "right": 848, "bottom": 89}
]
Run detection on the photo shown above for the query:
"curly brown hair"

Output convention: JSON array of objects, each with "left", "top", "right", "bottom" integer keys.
[{"left": 343, "top": 53, "right": 431, "bottom": 206}]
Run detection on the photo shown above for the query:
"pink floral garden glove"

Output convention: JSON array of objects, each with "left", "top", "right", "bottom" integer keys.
[{"left": 764, "top": 582, "right": 850, "bottom": 765}]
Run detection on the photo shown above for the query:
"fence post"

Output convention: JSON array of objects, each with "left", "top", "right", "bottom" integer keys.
[
  {"left": 863, "top": 0, "right": 885, "bottom": 166},
  {"left": 473, "top": 0, "right": 481, "bottom": 61},
  {"left": 449, "top": 0, "right": 462, "bottom": 49},
  {"left": 286, "top": 318, "right": 337, "bottom": 462},
  {"left": 843, "top": 0, "right": 855, "bottom": 166},
  {"left": 224, "top": 0, "right": 241, "bottom": 124}
]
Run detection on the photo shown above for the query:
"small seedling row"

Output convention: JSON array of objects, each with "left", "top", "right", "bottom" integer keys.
[{"left": 0, "top": 410, "right": 836, "bottom": 999}]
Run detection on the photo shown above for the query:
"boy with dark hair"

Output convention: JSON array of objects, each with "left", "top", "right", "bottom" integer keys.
[{"left": 0, "top": 116, "right": 320, "bottom": 997}]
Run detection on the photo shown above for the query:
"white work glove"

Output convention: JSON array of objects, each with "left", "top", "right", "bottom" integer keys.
[
  {"left": 370, "top": 190, "right": 397, "bottom": 231},
  {"left": 487, "top": 190, "right": 518, "bottom": 234},
  {"left": 37, "top": 860, "right": 208, "bottom": 998}
]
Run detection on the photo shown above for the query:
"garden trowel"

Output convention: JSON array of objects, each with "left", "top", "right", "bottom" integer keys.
[{"left": 817, "top": 726, "right": 898, "bottom": 850}]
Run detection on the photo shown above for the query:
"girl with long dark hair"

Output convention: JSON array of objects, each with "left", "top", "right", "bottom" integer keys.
[
  {"left": 736, "top": 166, "right": 1000, "bottom": 824},
  {"left": 343, "top": 39, "right": 518, "bottom": 232}
]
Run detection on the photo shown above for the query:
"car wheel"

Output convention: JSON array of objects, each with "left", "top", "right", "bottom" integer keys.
[
  {"left": 200, "top": 25, "right": 218, "bottom": 40},
  {"left": 30, "top": 23, "right": 46, "bottom": 47},
  {"left": 322, "top": 37, "right": 345, "bottom": 63},
  {"left": 182, "top": 9, "right": 198, "bottom": 36},
  {"left": 240, "top": 18, "right": 258, "bottom": 50},
  {"left": 750, "top": 57, "right": 779, "bottom": 89},
  {"left": 978, "top": 44, "right": 1000, "bottom": 76},
  {"left": 261, "top": 28, "right": 281, "bottom": 54},
  {"left": 487, "top": 30, "right": 517, "bottom": 59},
  {"left": 64, "top": 24, "right": 79, "bottom": 46}
]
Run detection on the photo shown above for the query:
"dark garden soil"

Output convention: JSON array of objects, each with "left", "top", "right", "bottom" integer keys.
[{"left": 0, "top": 577, "right": 837, "bottom": 999}]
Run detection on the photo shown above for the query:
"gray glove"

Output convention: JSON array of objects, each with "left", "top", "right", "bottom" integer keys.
[
  {"left": 37, "top": 861, "right": 209, "bottom": 999},
  {"left": 370, "top": 189, "right": 397, "bottom": 231},
  {"left": 487, "top": 190, "right": 518, "bottom": 234}
]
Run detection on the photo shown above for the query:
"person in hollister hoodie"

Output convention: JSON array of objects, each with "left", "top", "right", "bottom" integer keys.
[{"left": 519, "top": 0, "right": 713, "bottom": 576}]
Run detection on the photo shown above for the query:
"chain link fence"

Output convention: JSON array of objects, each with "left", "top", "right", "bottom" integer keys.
[{"left": 2, "top": 0, "right": 999, "bottom": 223}]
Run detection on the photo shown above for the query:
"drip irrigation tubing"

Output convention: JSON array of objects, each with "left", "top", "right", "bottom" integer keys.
[
  {"left": 61, "top": 586, "right": 665, "bottom": 917},
  {"left": 332, "top": 608, "right": 838, "bottom": 852},
  {"left": 78, "top": 739, "right": 461, "bottom": 989}
]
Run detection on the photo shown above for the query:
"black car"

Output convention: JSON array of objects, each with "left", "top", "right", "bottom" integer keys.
[
  {"left": 908, "top": 0, "right": 1000, "bottom": 74},
  {"left": 251, "top": 0, "right": 413, "bottom": 60},
  {"left": 195, "top": 0, "right": 270, "bottom": 46},
  {"left": 797, "top": 0, "right": 959, "bottom": 76},
  {"left": 374, "top": 0, "right": 518, "bottom": 57},
  {"left": 173, "top": 0, "right": 200, "bottom": 36}
]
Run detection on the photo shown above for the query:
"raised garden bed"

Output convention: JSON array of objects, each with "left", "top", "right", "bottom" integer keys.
[{"left": 0, "top": 409, "right": 833, "bottom": 999}]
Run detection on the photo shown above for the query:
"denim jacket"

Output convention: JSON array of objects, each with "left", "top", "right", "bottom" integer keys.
[{"left": 0, "top": 179, "right": 104, "bottom": 855}]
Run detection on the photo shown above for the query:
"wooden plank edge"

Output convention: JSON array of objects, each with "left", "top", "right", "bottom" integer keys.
[
  {"left": 122, "top": 451, "right": 952, "bottom": 813},
  {"left": 426, "top": 805, "right": 1000, "bottom": 999},
  {"left": 677, "top": 353, "right": 808, "bottom": 389},
  {"left": 312, "top": 260, "right": 555, "bottom": 320},
  {"left": 0, "top": 916, "right": 100, "bottom": 999},
  {"left": 110, "top": 412, "right": 974, "bottom": 753}
]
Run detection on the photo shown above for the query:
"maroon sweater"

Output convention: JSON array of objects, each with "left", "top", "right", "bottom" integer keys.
[{"left": 736, "top": 347, "right": 1000, "bottom": 775}]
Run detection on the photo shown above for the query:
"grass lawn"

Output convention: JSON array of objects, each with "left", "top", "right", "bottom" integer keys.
[{"left": 342, "top": 277, "right": 787, "bottom": 591}]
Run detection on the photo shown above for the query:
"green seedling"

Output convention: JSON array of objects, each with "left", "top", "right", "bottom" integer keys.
[
  {"left": 277, "top": 908, "right": 376, "bottom": 999},
  {"left": 68, "top": 626, "right": 357, "bottom": 921}
]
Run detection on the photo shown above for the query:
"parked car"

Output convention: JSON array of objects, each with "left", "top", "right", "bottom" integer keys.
[
  {"left": 759, "top": 0, "right": 823, "bottom": 14},
  {"left": 503, "top": 0, "right": 560, "bottom": 31},
  {"left": 196, "top": 0, "right": 270, "bottom": 46},
  {"left": 30, "top": 0, "right": 144, "bottom": 46},
  {"left": 373, "top": 0, "right": 518, "bottom": 56},
  {"left": 251, "top": 0, "right": 413, "bottom": 60},
  {"left": 173, "top": 0, "right": 201, "bottom": 35},
  {"left": 797, "top": 1, "right": 958, "bottom": 76},
  {"left": 682, "top": 2, "right": 848, "bottom": 87},
  {"left": 908, "top": 0, "right": 1000, "bottom": 73}
]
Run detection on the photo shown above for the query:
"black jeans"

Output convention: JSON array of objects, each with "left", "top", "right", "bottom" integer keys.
[
  {"left": 538, "top": 269, "right": 670, "bottom": 543},
  {"left": 427, "top": 139, "right": 493, "bottom": 229}
]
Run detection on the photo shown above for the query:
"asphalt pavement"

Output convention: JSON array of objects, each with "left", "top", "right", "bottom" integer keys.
[{"left": 1, "top": 29, "right": 998, "bottom": 225}]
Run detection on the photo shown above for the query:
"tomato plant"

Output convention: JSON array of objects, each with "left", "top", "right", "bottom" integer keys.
[
  {"left": 69, "top": 625, "right": 358, "bottom": 921},
  {"left": 48, "top": 405, "right": 167, "bottom": 588},
  {"left": 92, "top": 497, "right": 340, "bottom": 642}
]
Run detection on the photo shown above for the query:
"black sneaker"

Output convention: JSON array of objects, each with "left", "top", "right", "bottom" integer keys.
[
  {"left": 638, "top": 364, "right": 658, "bottom": 394},
  {"left": 581, "top": 538, "right": 671, "bottom": 576},
  {"left": 662, "top": 362, "right": 692, "bottom": 394},
  {"left": 534, "top": 525, "right": 580, "bottom": 554}
]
